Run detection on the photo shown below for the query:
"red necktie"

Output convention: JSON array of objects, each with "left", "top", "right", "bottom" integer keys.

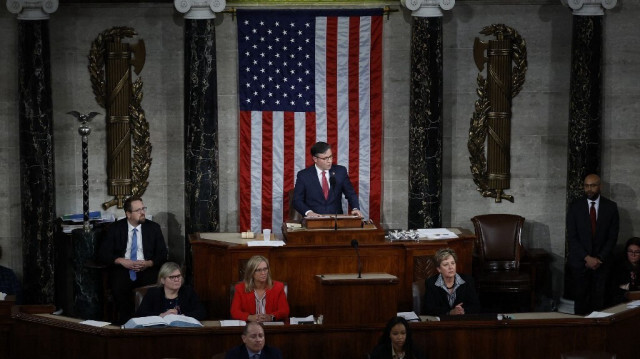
[
  {"left": 590, "top": 201, "right": 596, "bottom": 237},
  {"left": 321, "top": 171, "right": 329, "bottom": 200}
]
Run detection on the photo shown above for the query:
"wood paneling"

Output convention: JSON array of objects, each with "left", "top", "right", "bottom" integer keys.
[
  {"left": 7, "top": 305, "right": 639, "bottom": 359},
  {"left": 190, "top": 229, "right": 475, "bottom": 318}
]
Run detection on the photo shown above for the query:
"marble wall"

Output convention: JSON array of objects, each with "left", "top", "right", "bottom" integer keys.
[{"left": 1, "top": 1, "right": 639, "bottom": 301}]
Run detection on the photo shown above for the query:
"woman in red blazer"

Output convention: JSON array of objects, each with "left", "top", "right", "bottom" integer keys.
[{"left": 230, "top": 255, "right": 290, "bottom": 322}]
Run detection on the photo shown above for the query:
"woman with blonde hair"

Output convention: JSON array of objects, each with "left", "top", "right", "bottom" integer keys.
[
  {"left": 230, "top": 255, "right": 289, "bottom": 322},
  {"left": 135, "top": 261, "right": 206, "bottom": 319}
]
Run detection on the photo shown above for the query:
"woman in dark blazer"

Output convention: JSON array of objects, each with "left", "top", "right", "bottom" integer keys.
[
  {"left": 135, "top": 262, "right": 206, "bottom": 320},
  {"left": 424, "top": 248, "right": 481, "bottom": 317}
]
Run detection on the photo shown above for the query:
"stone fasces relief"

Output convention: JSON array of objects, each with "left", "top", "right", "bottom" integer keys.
[
  {"left": 88, "top": 27, "right": 152, "bottom": 210},
  {"left": 467, "top": 24, "right": 527, "bottom": 203}
]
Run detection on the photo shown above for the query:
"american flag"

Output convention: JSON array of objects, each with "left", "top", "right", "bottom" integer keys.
[{"left": 237, "top": 9, "right": 383, "bottom": 233}]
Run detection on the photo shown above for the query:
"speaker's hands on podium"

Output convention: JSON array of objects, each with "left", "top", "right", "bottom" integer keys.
[{"left": 350, "top": 208, "right": 363, "bottom": 218}]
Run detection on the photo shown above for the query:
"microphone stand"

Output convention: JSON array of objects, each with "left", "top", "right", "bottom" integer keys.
[
  {"left": 351, "top": 240, "right": 362, "bottom": 278},
  {"left": 329, "top": 174, "right": 337, "bottom": 230}
]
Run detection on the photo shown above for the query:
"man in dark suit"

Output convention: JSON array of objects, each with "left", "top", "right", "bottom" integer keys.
[
  {"left": 293, "top": 141, "right": 362, "bottom": 218},
  {"left": 567, "top": 174, "right": 619, "bottom": 315},
  {"left": 224, "top": 322, "right": 283, "bottom": 359},
  {"left": 98, "top": 196, "right": 168, "bottom": 324}
]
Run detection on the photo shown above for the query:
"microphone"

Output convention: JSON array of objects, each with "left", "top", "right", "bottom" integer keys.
[
  {"left": 351, "top": 239, "right": 362, "bottom": 278},
  {"left": 329, "top": 172, "right": 337, "bottom": 230}
]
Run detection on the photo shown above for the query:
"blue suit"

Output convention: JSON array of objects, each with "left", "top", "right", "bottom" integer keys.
[{"left": 293, "top": 164, "right": 359, "bottom": 216}]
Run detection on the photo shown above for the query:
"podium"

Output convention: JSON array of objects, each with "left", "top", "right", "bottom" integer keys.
[
  {"left": 281, "top": 220, "right": 385, "bottom": 245},
  {"left": 315, "top": 273, "right": 398, "bottom": 325}
]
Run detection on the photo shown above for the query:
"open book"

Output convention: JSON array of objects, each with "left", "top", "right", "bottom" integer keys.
[{"left": 123, "top": 314, "right": 203, "bottom": 328}]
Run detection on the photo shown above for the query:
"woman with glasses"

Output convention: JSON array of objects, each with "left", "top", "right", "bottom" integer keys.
[
  {"left": 231, "top": 255, "right": 289, "bottom": 322},
  {"left": 134, "top": 262, "right": 206, "bottom": 320},
  {"left": 610, "top": 237, "right": 640, "bottom": 305}
]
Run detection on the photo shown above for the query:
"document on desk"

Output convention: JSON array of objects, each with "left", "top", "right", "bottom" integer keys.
[
  {"left": 290, "top": 315, "right": 315, "bottom": 325},
  {"left": 247, "top": 240, "right": 286, "bottom": 247},
  {"left": 585, "top": 311, "right": 613, "bottom": 318},
  {"left": 79, "top": 320, "right": 111, "bottom": 327},
  {"left": 626, "top": 300, "right": 640, "bottom": 308},
  {"left": 416, "top": 228, "right": 459, "bottom": 240},
  {"left": 219, "top": 320, "right": 247, "bottom": 327},
  {"left": 397, "top": 311, "right": 420, "bottom": 322},
  {"left": 123, "top": 314, "right": 203, "bottom": 328}
]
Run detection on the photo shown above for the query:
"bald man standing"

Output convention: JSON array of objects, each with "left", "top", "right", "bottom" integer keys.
[{"left": 567, "top": 174, "right": 619, "bottom": 315}]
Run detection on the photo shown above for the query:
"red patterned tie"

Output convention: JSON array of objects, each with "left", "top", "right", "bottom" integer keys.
[
  {"left": 590, "top": 201, "right": 597, "bottom": 237},
  {"left": 322, "top": 171, "right": 329, "bottom": 200}
]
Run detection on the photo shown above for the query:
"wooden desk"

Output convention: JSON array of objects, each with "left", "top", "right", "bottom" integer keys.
[
  {"left": 315, "top": 273, "right": 398, "bottom": 325},
  {"left": 8, "top": 304, "right": 639, "bottom": 359},
  {"left": 190, "top": 228, "right": 475, "bottom": 318}
]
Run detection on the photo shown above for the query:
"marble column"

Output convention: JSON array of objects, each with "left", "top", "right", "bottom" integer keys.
[
  {"left": 175, "top": 0, "right": 226, "bottom": 279},
  {"left": 560, "top": 0, "right": 617, "bottom": 310},
  {"left": 7, "top": 0, "right": 59, "bottom": 304},
  {"left": 402, "top": 0, "right": 454, "bottom": 229}
]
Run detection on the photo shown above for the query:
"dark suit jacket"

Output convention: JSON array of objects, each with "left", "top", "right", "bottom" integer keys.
[
  {"left": 424, "top": 273, "right": 482, "bottom": 317},
  {"left": 134, "top": 285, "right": 206, "bottom": 320},
  {"left": 567, "top": 196, "right": 619, "bottom": 269},
  {"left": 293, "top": 164, "right": 359, "bottom": 216},
  {"left": 98, "top": 218, "right": 168, "bottom": 269},
  {"left": 224, "top": 344, "right": 283, "bottom": 359}
]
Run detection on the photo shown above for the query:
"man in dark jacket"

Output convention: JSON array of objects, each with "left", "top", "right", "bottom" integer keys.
[
  {"left": 567, "top": 174, "right": 619, "bottom": 315},
  {"left": 98, "top": 196, "right": 167, "bottom": 324},
  {"left": 224, "top": 322, "right": 283, "bottom": 359}
]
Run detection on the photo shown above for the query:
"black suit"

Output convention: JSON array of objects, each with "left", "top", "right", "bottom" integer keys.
[
  {"left": 567, "top": 195, "right": 619, "bottom": 314},
  {"left": 423, "top": 273, "right": 482, "bottom": 317},
  {"left": 98, "top": 218, "right": 168, "bottom": 324},
  {"left": 293, "top": 164, "right": 359, "bottom": 216},
  {"left": 224, "top": 344, "right": 283, "bottom": 359}
]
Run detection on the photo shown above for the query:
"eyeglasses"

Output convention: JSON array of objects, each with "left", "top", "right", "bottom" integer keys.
[
  {"left": 131, "top": 206, "right": 147, "bottom": 213},
  {"left": 254, "top": 267, "right": 269, "bottom": 273},
  {"left": 314, "top": 155, "right": 333, "bottom": 161},
  {"left": 584, "top": 184, "right": 600, "bottom": 188},
  {"left": 627, "top": 250, "right": 640, "bottom": 255},
  {"left": 167, "top": 274, "right": 182, "bottom": 281}
]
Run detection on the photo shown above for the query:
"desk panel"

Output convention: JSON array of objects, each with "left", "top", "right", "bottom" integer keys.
[
  {"left": 190, "top": 229, "right": 475, "bottom": 318},
  {"left": 8, "top": 305, "right": 639, "bottom": 359}
]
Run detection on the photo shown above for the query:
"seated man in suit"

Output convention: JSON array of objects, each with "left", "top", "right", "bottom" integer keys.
[
  {"left": 225, "top": 321, "right": 283, "bottom": 359},
  {"left": 98, "top": 196, "right": 168, "bottom": 324},
  {"left": 293, "top": 141, "right": 362, "bottom": 218}
]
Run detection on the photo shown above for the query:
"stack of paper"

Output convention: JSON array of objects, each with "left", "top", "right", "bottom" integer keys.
[
  {"left": 396, "top": 311, "right": 420, "bottom": 322},
  {"left": 290, "top": 315, "right": 315, "bottom": 325},
  {"left": 626, "top": 300, "right": 640, "bottom": 308},
  {"left": 416, "top": 228, "right": 459, "bottom": 240},
  {"left": 219, "top": 320, "right": 247, "bottom": 327}
]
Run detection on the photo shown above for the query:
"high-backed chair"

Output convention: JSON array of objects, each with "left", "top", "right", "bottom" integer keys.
[
  {"left": 471, "top": 214, "right": 535, "bottom": 311},
  {"left": 286, "top": 189, "right": 303, "bottom": 222}
]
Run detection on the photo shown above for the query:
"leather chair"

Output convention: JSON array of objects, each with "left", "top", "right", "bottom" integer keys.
[
  {"left": 412, "top": 279, "right": 426, "bottom": 315},
  {"left": 471, "top": 214, "right": 535, "bottom": 311},
  {"left": 286, "top": 189, "right": 303, "bottom": 222},
  {"left": 134, "top": 284, "right": 157, "bottom": 312}
]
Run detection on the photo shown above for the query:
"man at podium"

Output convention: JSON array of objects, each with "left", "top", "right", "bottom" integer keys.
[{"left": 293, "top": 141, "right": 362, "bottom": 218}]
